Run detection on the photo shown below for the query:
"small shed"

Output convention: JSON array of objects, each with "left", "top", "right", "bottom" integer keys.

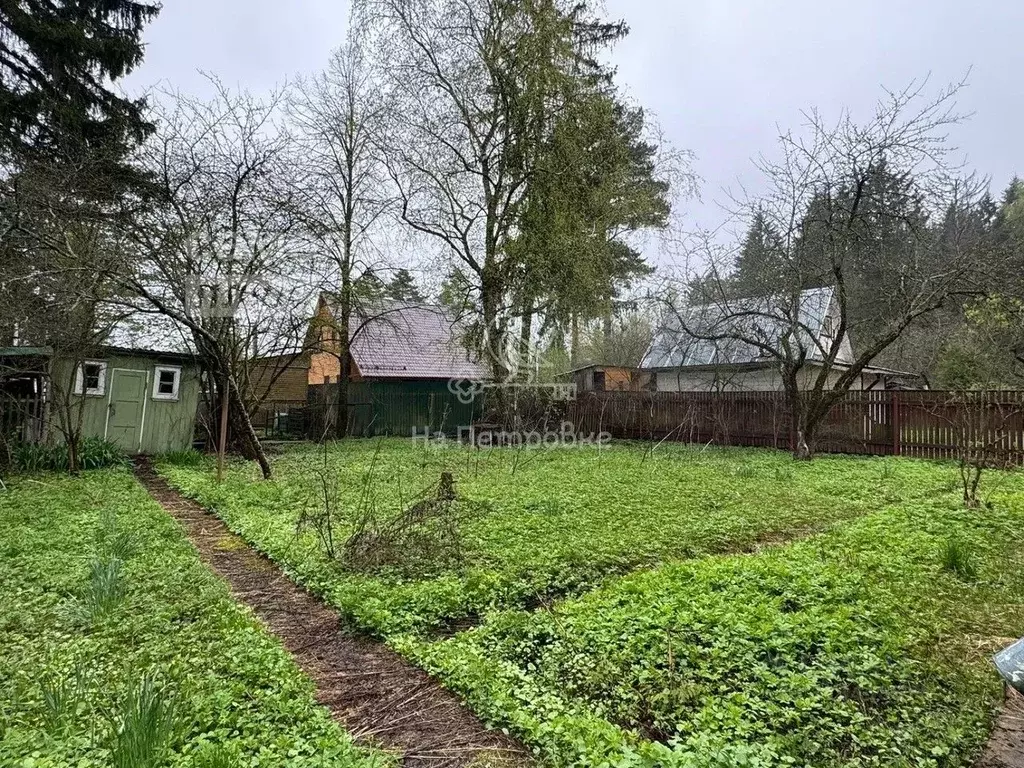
[
  {"left": 1, "top": 345, "right": 202, "bottom": 455},
  {"left": 572, "top": 365, "right": 655, "bottom": 393}
]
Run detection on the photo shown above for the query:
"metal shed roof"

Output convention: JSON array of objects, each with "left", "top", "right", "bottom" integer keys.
[
  {"left": 643, "top": 287, "right": 850, "bottom": 369},
  {"left": 340, "top": 302, "right": 491, "bottom": 381}
]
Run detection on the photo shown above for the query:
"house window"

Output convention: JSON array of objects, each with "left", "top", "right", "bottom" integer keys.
[
  {"left": 593, "top": 370, "right": 606, "bottom": 392},
  {"left": 822, "top": 315, "right": 835, "bottom": 338},
  {"left": 74, "top": 361, "right": 107, "bottom": 397},
  {"left": 152, "top": 366, "right": 182, "bottom": 401}
]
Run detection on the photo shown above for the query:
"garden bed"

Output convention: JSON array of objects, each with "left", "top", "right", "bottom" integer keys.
[
  {"left": 156, "top": 440, "right": 1024, "bottom": 767},
  {"left": 0, "top": 468, "right": 385, "bottom": 767}
]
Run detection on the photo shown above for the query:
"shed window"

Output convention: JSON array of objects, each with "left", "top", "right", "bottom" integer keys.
[
  {"left": 74, "top": 361, "right": 107, "bottom": 397},
  {"left": 593, "top": 370, "right": 606, "bottom": 392},
  {"left": 152, "top": 366, "right": 182, "bottom": 401}
]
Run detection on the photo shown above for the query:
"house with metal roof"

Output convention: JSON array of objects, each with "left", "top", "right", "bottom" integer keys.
[
  {"left": 307, "top": 296, "right": 491, "bottom": 385},
  {"left": 304, "top": 297, "right": 491, "bottom": 436},
  {"left": 643, "top": 287, "right": 914, "bottom": 392}
]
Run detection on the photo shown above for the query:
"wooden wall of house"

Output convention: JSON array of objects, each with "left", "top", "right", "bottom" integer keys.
[
  {"left": 250, "top": 355, "right": 310, "bottom": 403},
  {"left": 308, "top": 351, "right": 363, "bottom": 386},
  {"left": 575, "top": 367, "right": 653, "bottom": 393},
  {"left": 49, "top": 353, "right": 201, "bottom": 454}
]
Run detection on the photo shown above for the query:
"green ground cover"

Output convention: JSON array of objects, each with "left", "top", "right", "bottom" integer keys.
[
  {"left": 156, "top": 440, "right": 948, "bottom": 636},
  {"left": 409, "top": 493, "right": 1024, "bottom": 767},
  {"left": 0, "top": 468, "right": 387, "bottom": 768},
  {"left": 156, "top": 441, "right": 1024, "bottom": 767}
]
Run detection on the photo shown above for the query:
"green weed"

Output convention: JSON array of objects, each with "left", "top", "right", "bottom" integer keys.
[
  {"left": 940, "top": 538, "right": 979, "bottom": 581},
  {"left": 155, "top": 440, "right": 1024, "bottom": 768},
  {"left": 77, "top": 557, "right": 127, "bottom": 622},
  {"left": 194, "top": 743, "right": 241, "bottom": 768},
  {"left": 13, "top": 437, "right": 126, "bottom": 472},
  {"left": 39, "top": 668, "right": 84, "bottom": 733},
  {"left": 106, "top": 674, "right": 178, "bottom": 768},
  {"left": 0, "top": 469, "right": 385, "bottom": 767}
]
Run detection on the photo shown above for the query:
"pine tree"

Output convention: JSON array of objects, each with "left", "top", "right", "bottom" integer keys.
[
  {"left": 386, "top": 269, "right": 425, "bottom": 303},
  {"left": 732, "top": 210, "right": 785, "bottom": 297}
]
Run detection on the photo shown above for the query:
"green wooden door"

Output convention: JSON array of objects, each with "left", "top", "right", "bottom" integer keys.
[{"left": 106, "top": 369, "right": 147, "bottom": 453}]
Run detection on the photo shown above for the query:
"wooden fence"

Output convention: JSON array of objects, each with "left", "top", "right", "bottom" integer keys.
[
  {"left": 566, "top": 390, "right": 1024, "bottom": 463},
  {"left": 0, "top": 392, "right": 46, "bottom": 445}
]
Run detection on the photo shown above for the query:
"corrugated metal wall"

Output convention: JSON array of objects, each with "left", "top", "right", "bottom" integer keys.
[{"left": 309, "top": 380, "right": 481, "bottom": 438}]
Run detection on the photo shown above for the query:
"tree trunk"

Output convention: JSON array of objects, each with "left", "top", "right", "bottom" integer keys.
[
  {"left": 335, "top": 218, "right": 354, "bottom": 439},
  {"left": 518, "top": 303, "right": 533, "bottom": 382},
  {"left": 570, "top": 313, "right": 580, "bottom": 367},
  {"left": 67, "top": 431, "right": 81, "bottom": 474},
  {"left": 784, "top": 375, "right": 815, "bottom": 461},
  {"left": 221, "top": 373, "right": 272, "bottom": 479},
  {"left": 481, "top": 264, "right": 506, "bottom": 380},
  {"left": 336, "top": 352, "right": 351, "bottom": 439}
]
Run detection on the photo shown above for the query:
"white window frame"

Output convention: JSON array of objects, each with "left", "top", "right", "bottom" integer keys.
[
  {"left": 822, "top": 314, "right": 835, "bottom": 339},
  {"left": 74, "top": 360, "right": 108, "bottom": 397},
  {"left": 152, "top": 365, "right": 182, "bottom": 401}
]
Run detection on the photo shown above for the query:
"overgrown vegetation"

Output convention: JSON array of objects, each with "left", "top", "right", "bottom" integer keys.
[
  {"left": 408, "top": 497, "right": 1024, "bottom": 767},
  {"left": 157, "top": 440, "right": 1024, "bottom": 767},
  {"left": 11, "top": 437, "right": 127, "bottom": 473},
  {"left": 158, "top": 440, "right": 914, "bottom": 636},
  {"left": 0, "top": 469, "right": 388, "bottom": 767}
]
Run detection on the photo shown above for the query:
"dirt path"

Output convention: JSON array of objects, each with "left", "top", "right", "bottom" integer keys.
[
  {"left": 978, "top": 688, "right": 1024, "bottom": 768},
  {"left": 134, "top": 461, "right": 525, "bottom": 768}
]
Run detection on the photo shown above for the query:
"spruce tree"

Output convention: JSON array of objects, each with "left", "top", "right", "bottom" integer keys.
[{"left": 0, "top": 0, "right": 159, "bottom": 175}]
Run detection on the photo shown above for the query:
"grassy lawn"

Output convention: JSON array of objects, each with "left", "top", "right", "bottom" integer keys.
[
  {"left": 0, "top": 468, "right": 387, "bottom": 768},
  {"left": 155, "top": 440, "right": 1024, "bottom": 767}
]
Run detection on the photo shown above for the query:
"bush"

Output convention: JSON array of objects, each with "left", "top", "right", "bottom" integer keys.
[{"left": 12, "top": 437, "right": 127, "bottom": 472}]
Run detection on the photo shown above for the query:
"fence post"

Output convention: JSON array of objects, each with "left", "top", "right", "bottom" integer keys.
[{"left": 891, "top": 391, "right": 902, "bottom": 456}]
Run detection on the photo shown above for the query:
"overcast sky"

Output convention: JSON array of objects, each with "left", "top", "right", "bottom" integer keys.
[{"left": 125, "top": 0, "right": 1023, "bottom": 242}]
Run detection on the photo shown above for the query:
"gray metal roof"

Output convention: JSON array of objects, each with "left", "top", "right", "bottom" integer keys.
[
  {"left": 344, "top": 303, "right": 491, "bottom": 381},
  {"left": 644, "top": 287, "right": 852, "bottom": 369}
]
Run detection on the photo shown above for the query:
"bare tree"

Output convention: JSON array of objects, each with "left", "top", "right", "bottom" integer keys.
[
  {"left": 288, "top": 43, "right": 397, "bottom": 437},
  {"left": 114, "top": 81, "right": 305, "bottom": 479},
  {"left": 925, "top": 392, "right": 1022, "bottom": 508},
  {"left": 660, "top": 79, "right": 994, "bottom": 459},
  {"left": 354, "top": 0, "right": 535, "bottom": 375},
  {"left": 0, "top": 157, "right": 133, "bottom": 472}
]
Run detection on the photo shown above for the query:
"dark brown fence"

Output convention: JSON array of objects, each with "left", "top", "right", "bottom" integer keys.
[
  {"left": 566, "top": 390, "right": 1024, "bottom": 463},
  {"left": 250, "top": 400, "right": 310, "bottom": 440}
]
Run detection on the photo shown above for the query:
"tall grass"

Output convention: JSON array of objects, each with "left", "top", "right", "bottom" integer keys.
[
  {"left": 13, "top": 438, "right": 127, "bottom": 472},
  {"left": 940, "top": 538, "right": 979, "bottom": 581},
  {"left": 78, "top": 558, "right": 127, "bottom": 622},
  {"left": 106, "top": 675, "right": 179, "bottom": 768}
]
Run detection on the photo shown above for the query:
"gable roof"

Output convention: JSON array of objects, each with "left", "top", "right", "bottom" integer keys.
[
  {"left": 644, "top": 287, "right": 853, "bottom": 369},
  {"left": 327, "top": 299, "right": 491, "bottom": 381}
]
